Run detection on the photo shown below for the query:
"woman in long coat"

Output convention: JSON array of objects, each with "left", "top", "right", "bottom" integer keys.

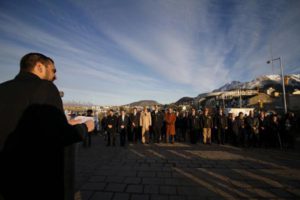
[
  {"left": 165, "top": 107, "right": 176, "bottom": 143},
  {"left": 140, "top": 107, "right": 152, "bottom": 144}
]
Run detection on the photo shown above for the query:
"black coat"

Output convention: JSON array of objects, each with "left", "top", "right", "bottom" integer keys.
[
  {"left": 129, "top": 112, "right": 140, "bottom": 128},
  {"left": 214, "top": 114, "right": 228, "bottom": 129},
  {"left": 106, "top": 115, "right": 117, "bottom": 132},
  {"left": 188, "top": 114, "right": 200, "bottom": 129},
  {"left": 117, "top": 115, "right": 129, "bottom": 133},
  {"left": 151, "top": 111, "right": 164, "bottom": 128},
  {"left": 0, "top": 72, "right": 87, "bottom": 199}
]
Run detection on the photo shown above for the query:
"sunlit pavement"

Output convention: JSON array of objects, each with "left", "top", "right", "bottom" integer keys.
[{"left": 75, "top": 135, "right": 300, "bottom": 200}]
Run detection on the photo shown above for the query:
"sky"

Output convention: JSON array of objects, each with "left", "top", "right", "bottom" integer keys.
[{"left": 0, "top": 0, "right": 300, "bottom": 105}]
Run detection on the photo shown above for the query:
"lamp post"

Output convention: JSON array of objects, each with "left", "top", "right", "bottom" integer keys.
[{"left": 266, "top": 57, "right": 287, "bottom": 114}]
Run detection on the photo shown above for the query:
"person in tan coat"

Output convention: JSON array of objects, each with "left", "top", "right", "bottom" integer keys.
[
  {"left": 165, "top": 107, "right": 176, "bottom": 143},
  {"left": 140, "top": 107, "right": 152, "bottom": 144}
]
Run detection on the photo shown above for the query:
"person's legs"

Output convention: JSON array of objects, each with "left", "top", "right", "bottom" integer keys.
[
  {"left": 203, "top": 128, "right": 207, "bottom": 144},
  {"left": 107, "top": 131, "right": 111, "bottom": 146},
  {"left": 112, "top": 131, "right": 116, "bottom": 146},
  {"left": 120, "top": 130, "right": 126, "bottom": 146},
  {"left": 145, "top": 130, "right": 150, "bottom": 143},
  {"left": 221, "top": 129, "right": 225, "bottom": 144},
  {"left": 141, "top": 128, "right": 146, "bottom": 144},
  {"left": 207, "top": 128, "right": 212, "bottom": 144}
]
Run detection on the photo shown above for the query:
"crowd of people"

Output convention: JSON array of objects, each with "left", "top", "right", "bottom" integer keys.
[{"left": 92, "top": 105, "right": 299, "bottom": 149}]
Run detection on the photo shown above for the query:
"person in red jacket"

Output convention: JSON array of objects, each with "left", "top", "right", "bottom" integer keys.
[{"left": 165, "top": 107, "right": 176, "bottom": 144}]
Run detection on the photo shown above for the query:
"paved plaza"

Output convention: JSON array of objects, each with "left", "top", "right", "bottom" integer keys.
[{"left": 74, "top": 135, "right": 300, "bottom": 200}]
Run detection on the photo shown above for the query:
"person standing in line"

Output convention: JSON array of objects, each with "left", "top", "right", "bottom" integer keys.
[
  {"left": 268, "top": 114, "right": 281, "bottom": 148},
  {"left": 228, "top": 113, "right": 238, "bottom": 146},
  {"left": 129, "top": 107, "right": 140, "bottom": 144},
  {"left": 258, "top": 111, "right": 268, "bottom": 147},
  {"left": 106, "top": 109, "right": 117, "bottom": 146},
  {"left": 245, "top": 110, "right": 259, "bottom": 147},
  {"left": 201, "top": 108, "right": 213, "bottom": 145},
  {"left": 165, "top": 107, "right": 176, "bottom": 144},
  {"left": 140, "top": 107, "right": 151, "bottom": 144},
  {"left": 118, "top": 109, "right": 129, "bottom": 147},
  {"left": 101, "top": 111, "right": 108, "bottom": 140},
  {"left": 151, "top": 105, "right": 164, "bottom": 143},
  {"left": 236, "top": 112, "right": 246, "bottom": 147},
  {"left": 188, "top": 108, "right": 200, "bottom": 144},
  {"left": 175, "top": 111, "right": 182, "bottom": 142},
  {"left": 214, "top": 109, "right": 228, "bottom": 145},
  {"left": 181, "top": 111, "right": 189, "bottom": 142},
  {"left": 161, "top": 109, "right": 167, "bottom": 142}
]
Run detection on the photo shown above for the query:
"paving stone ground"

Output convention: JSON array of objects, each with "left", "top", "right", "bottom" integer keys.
[{"left": 74, "top": 134, "right": 300, "bottom": 200}]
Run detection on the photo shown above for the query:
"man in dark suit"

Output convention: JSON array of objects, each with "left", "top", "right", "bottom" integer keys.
[
  {"left": 0, "top": 53, "right": 94, "bottom": 200},
  {"left": 188, "top": 108, "right": 200, "bottom": 144},
  {"left": 118, "top": 109, "right": 129, "bottom": 146},
  {"left": 214, "top": 109, "right": 228, "bottom": 145},
  {"left": 129, "top": 107, "right": 140, "bottom": 143},
  {"left": 106, "top": 109, "right": 117, "bottom": 146},
  {"left": 151, "top": 105, "right": 164, "bottom": 143}
]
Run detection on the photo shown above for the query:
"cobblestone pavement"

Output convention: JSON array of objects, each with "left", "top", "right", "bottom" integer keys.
[{"left": 74, "top": 135, "right": 300, "bottom": 200}]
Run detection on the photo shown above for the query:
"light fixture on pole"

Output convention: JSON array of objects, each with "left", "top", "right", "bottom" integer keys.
[{"left": 266, "top": 57, "right": 287, "bottom": 114}]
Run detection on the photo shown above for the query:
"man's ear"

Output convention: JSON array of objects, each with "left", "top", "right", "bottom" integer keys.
[{"left": 36, "top": 62, "right": 44, "bottom": 73}]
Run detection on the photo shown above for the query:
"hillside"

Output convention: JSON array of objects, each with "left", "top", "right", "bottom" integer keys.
[{"left": 127, "top": 100, "right": 161, "bottom": 107}]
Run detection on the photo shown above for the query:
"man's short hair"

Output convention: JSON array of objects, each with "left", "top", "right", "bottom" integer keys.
[{"left": 20, "top": 52, "right": 54, "bottom": 72}]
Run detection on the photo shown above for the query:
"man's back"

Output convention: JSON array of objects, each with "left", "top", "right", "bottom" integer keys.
[{"left": 0, "top": 71, "right": 62, "bottom": 149}]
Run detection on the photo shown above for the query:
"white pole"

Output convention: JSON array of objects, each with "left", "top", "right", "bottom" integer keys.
[{"left": 279, "top": 57, "right": 288, "bottom": 114}]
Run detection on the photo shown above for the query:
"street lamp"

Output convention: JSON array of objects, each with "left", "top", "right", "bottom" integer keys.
[{"left": 266, "top": 57, "right": 287, "bottom": 114}]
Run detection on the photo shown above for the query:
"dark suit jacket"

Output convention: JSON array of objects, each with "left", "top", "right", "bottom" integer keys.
[
  {"left": 106, "top": 115, "right": 117, "bottom": 132},
  {"left": 129, "top": 112, "right": 140, "bottom": 128},
  {"left": 151, "top": 111, "right": 164, "bottom": 128},
  {"left": 188, "top": 114, "right": 200, "bottom": 130},
  {"left": 0, "top": 72, "right": 87, "bottom": 199},
  {"left": 117, "top": 115, "right": 129, "bottom": 133},
  {"left": 214, "top": 114, "right": 228, "bottom": 129}
]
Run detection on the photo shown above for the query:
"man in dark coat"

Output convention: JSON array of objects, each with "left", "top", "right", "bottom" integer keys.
[
  {"left": 129, "top": 107, "right": 140, "bottom": 143},
  {"left": 151, "top": 105, "right": 164, "bottom": 143},
  {"left": 214, "top": 109, "right": 228, "bottom": 145},
  {"left": 188, "top": 108, "right": 200, "bottom": 144},
  {"left": 118, "top": 109, "right": 129, "bottom": 146},
  {"left": 236, "top": 112, "right": 246, "bottom": 147},
  {"left": 258, "top": 111, "right": 268, "bottom": 147},
  {"left": 0, "top": 53, "right": 94, "bottom": 200},
  {"left": 106, "top": 109, "right": 117, "bottom": 146}
]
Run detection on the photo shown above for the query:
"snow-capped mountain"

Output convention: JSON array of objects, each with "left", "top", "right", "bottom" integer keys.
[
  {"left": 213, "top": 81, "right": 243, "bottom": 92},
  {"left": 213, "top": 74, "right": 300, "bottom": 92}
]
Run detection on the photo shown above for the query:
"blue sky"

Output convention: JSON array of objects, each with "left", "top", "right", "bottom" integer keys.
[{"left": 0, "top": 0, "right": 299, "bottom": 105}]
